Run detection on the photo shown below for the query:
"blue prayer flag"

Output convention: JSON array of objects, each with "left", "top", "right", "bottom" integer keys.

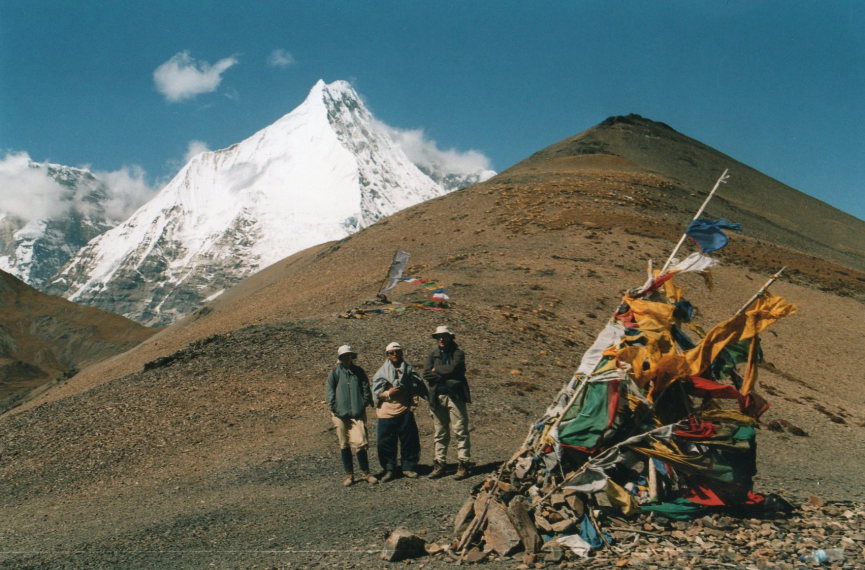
[{"left": 685, "top": 218, "right": 742, "bottom": 253}]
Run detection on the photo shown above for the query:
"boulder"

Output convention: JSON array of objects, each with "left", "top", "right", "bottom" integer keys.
[{"left": 381, "top": 528, "right": 427, "bottom": 562}]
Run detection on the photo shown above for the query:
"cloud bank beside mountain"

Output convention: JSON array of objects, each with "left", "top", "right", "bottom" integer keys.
[{"left": 0, "top": 152, "right": 159, "bottom": 223}]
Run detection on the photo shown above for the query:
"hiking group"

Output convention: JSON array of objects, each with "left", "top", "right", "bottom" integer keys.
[{"left": 325, "top": 325, "right": 473, "bottom": 487}]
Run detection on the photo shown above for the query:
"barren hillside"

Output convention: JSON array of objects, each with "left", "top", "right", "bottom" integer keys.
[
  {"left": 2, "top": 116, "right": 864, "bottom": 569},
  {"left": 0, "top": 270, "right": 158, "bottom": 413}
]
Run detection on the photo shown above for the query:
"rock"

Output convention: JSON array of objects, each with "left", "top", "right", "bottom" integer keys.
[
  {"left": 564, "top": 488, "right": 585, "bottom": 517},
  {"left": 381, "top": 528, "right": 427, "bottom": 562},
  {"left": 455, "top": 496, "right": 476, "bottom": 534},
  {"left": 594, "top": 491, "right": 612, "bottom": 508},
  {"left": 508, "top": 495, "right": 542, "bottom": 553},
  {"left": 483, "top": 499, "right": 522, "bottom": 556},
  {"left": 462, "top": 547, "right": 488, "bottom": 563},
  {"left": 473, "top": 491, "right": 491, "bottom": 517},
  {"left": 534, "top": 511, "right": 554, "bottom": 533},
  {"left": 551, "top": 518, "right": 576, "bottom": 533}
]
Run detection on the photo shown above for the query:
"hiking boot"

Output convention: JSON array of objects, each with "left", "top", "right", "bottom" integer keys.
[
  {"left": 454, "top": 461, "right": 472, "bottom": 480},
  {"left": 380, "top": 471, "right": 395, "bottom": 483},
  {"left": 403, "top": 470, "right": 419, "bottom": 479},
  {"left": 360, "top": 471, "right": 379, "bottom": 484},
  {"left": 429, "top": 461, "right": 445, "bottom": 479},
  {"left": 343, "top": 473, "right": 354, "bottom": 487}
]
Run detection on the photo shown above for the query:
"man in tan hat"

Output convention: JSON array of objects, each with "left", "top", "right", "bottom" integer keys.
[
  {"left": 372, "top": 342, "right": 428, "bottom": 482},
  {"left": 326, "top": 344, "right": 378, "bottom": 487},
  {"left": 424, "top": 325, "right": 473, "bottom": 479}
]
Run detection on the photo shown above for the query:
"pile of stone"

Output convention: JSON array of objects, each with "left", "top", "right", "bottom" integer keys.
[{"left": 383, "top": 499, "right": 865, "bottom": 568}]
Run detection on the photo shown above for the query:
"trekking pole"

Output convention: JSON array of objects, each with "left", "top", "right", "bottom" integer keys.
[
  {"left": 734, "top": 267, "right": 786, "bottom": 316},
  {"left": 657, "top": 169, "right": 730, "bottom": 275}
]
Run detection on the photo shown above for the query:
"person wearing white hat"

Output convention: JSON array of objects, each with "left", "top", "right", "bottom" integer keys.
[
  {"left": 372, "top": 342, "right": 429, "bottom": 482},
  {"left": 326, "top": 344, "right": 378, "bottom": 487},
  {"left": 424, "top": 325, "right": 473, "bottom": 479}
]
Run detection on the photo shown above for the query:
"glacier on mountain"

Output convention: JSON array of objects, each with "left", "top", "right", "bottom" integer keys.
[{"left": 47, "top": 80, "right": 494, "bottom": 325}]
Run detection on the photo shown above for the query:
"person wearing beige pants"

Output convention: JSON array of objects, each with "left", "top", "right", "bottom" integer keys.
[
  {"left": 326, "top": 344, "right": 378, "bottom": 487},
  {"left": 424, "top": 326, "right": 473, "bottom": 479}
]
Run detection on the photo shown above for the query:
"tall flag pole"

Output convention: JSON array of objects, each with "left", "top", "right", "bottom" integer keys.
[{"left": 658, "top": 169, "right": 730, "bottom": 275}]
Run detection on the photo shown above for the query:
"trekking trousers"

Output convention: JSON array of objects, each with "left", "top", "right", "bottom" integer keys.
[
  {"left": 429, "top": 394, "right": 471, "bottom": 463},
  {"left": 376, "top": 410, "right": 420, "bottom": 472},
  {"left": 331, "top": 414, "right": 369, "bottom": 451}
]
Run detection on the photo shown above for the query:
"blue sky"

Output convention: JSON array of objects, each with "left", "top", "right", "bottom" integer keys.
[{"left": 1, "top": 1, "right": 863, "bottom": 220}]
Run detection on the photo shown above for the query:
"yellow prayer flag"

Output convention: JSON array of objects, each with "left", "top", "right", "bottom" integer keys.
[{"left": 684, "top": 293, "right": 796, "bottom": 377}]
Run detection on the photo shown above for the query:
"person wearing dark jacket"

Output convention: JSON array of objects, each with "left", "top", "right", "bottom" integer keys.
[
  {"left": 326, "top": 344, "right": 378, "bottom": 487},
  {"left": 424, "top": 325, "right": 472, "bottom": 479}
]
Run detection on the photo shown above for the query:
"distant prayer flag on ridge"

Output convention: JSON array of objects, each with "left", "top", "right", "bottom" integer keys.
[
  {"left": 395, "top": 276, "right": 451, "bottom": 306},
  {"left": 381, "top": 250, "right": 411, "bottom": 294},
  {"left": 685, "top": 218, "right": 742, "bottom": 253}
]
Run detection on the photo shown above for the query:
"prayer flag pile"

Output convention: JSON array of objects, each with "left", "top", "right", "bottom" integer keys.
[{"left": 452, "top": 195, "right": 800, "bottom": 560}]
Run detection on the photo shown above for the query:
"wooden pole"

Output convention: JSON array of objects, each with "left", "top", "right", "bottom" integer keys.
[
  {"left": 658, "top": 169, "right": 730, "bottom": 275},
  {"left": 377, "top": 250, "right": 399, "bottom": 294},
  {"left": 735, "top": 267, "right": 786, "bottom": 316},
  {"left": 647, "top": 458, "right": 658, "bottom": 502}
]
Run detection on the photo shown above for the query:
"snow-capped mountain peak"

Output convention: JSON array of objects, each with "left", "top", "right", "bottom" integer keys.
[{"left": 48, "top": 80, "right": 488, "bottom": 325}]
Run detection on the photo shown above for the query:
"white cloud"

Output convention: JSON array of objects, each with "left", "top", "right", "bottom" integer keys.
[
  {"left": 267, "top": 49, "right": 296, "bottom": 68},
  {"left": 92, "top": 164, "right": 159, "bottom": 221},
  {"left": 380, "top": 122, "right": 495, "bottom": 178},
  {"left": 0, "top": 152, "right": 70, "bottom": 220},
  {"left": 184, "top": 140, "right": 211, "bottom": 163},
  {"left": 0, "top": 151, "right": 159, "bottom": 224},
  {"left": 153, "top": 51, "right": 238, "bottom": 103}
]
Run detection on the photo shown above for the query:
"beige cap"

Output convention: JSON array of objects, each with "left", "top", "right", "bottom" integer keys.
[
  {"left": 432, "top": 325, "right": 454, "bottom": 338},
  {"left": 337, "top": 344, "right": 357, "bottom": 357},
  {"left": 385, "top": 342, "right": 402, "bottom": 352}
]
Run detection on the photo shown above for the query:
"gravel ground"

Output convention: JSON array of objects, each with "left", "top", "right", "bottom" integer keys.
[{"left": 3, "top": 314, "right": 864, "bottom": 569}]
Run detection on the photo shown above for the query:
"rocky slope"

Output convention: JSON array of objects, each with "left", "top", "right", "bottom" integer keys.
[{"left": 2, "top": 115, "right": 864, "bottom": 569}]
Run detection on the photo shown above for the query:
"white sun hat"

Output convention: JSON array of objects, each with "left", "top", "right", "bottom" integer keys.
[
  {"left": 432, "top": 325, "right": 454, "bottom": 338},
  {"left": 385, "top": 342, "right": 402, "bottom": 352},
  {"left": 337, "top": 344, "right": 357, "bottom": 357}
]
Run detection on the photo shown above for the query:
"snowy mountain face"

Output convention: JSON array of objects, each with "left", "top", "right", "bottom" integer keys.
[
  {"left": 49, "top": 80, "right": 492, "bottom": 326},
  {"left": 0, "top": 162, "right": 117, "bottom": 289}
]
